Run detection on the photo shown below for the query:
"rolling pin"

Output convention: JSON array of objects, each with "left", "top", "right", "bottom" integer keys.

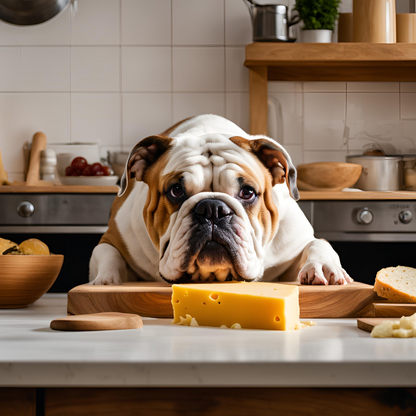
[{"left": 26, "top": 132, "right": 47, "bottom": 186}]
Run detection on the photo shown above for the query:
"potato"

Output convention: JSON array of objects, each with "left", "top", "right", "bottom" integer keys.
[{"left": 19, "top": 239, "right": 50, "bottom": 256}]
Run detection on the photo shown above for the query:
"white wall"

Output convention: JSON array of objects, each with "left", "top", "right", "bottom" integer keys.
[{"left": 0, "top": 0, "right": 415, "bottom": 181}]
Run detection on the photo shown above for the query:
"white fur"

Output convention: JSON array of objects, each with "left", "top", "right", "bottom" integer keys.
[{"left": 90, "top": 114, "right": 351, "bottom": 285}]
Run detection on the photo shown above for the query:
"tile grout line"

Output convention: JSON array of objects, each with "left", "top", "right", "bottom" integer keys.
[{"left": 171, "top": 0, "right": 174, "bottom": 124}]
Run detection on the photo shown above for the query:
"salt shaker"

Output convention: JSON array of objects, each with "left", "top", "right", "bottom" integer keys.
[{"left": 40, "top": 149, "right": 57, "bottom": 182}]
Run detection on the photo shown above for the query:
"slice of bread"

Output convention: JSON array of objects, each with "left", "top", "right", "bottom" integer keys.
[{"left": 374, "top": 266, "right": 416, "bottom": 303}]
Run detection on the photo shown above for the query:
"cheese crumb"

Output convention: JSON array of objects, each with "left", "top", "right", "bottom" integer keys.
[
  {"left": 295, "top": 320, "right": 317, "bottom": 330},
  {"left": 177, "top": 314, "right": 199, "bottom": 327},
  {"left": 220, "top": 325, "right": 228, "bottom": 329},
  {"left": 231, "top": 323, "right": 241, "bottom": 329},
  {"left": 371, "top": 312, "right": 416, "bottom": 338},
  {"left": 393, "top": 328, "right": 413, "bottom": 338}
]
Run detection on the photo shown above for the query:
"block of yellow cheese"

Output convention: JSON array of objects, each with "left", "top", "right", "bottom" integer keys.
[{"left": 172, "top": 282, "right": 299, "bottom": 330}]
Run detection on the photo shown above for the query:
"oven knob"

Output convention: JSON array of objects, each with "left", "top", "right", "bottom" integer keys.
[
  {"left": 356, "top": 208, "right": 373, "bottom": 225},
  {"left": 399, "top": 210, "right": 413, "bottom": 224},
  {"left": 17, "top": 201, "right": 35, "bottom": 217}
]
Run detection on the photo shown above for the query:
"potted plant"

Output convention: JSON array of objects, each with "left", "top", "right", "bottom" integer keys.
[{"left": 294, "top": 0, "right": 341, "bottom": 43}]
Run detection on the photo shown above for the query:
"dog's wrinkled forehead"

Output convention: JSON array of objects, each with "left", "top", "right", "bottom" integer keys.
[{"left": 162, "top": 133, "right": 265, "bottom": 193}]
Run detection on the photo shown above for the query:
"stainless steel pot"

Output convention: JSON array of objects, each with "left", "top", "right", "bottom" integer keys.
[
  {"left": 0, "top": 0, "right": 72, "bottom": 26},
  {"left": 346, "top": 155, "right": 404, "bottom": 191},
  {"left": 243, "top": 1, "right": 299, "bottom": 42}
]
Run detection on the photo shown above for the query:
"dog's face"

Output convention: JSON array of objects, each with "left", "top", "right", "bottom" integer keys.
[{"left": 120, "top": 133, "right": 299, "bottom": 283}]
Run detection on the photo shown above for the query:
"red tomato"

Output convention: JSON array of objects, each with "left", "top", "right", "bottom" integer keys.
[
  {"left": 81, "top": 165, "right": 93, "bottom": 176},
  {"left": 65, "top": 166, "right": 74, "bottom": 176},
  {"left": 102, "top": 166, "right": 113, "bottom": 176},
  {"left": 71, "top": 157, "right": 88, "bottom": 172},
  {"left": 90, "top": 163, "right": 103, "bottom": 176}
]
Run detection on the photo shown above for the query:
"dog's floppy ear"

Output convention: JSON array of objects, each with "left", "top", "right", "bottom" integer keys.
[
  {"left": 230, "top": 136, "right": 299, "bottom": 201},
  {"left": 119, "top": 135, "right": 172, "bottom": 197}
]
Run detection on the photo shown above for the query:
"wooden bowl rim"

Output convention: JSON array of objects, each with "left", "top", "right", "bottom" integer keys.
[{"left": 297, "top": 162, "right": 362, "bottom": 170}]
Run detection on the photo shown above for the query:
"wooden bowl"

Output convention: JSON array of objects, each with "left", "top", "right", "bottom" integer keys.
[
  {"left": 297, "top": 162, "right": 362, "bottom": 192},
  {"left": 0, "top": 255, "right": 64, "bottom": 308}
]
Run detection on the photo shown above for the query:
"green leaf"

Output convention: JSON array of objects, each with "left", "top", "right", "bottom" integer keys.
[{"left": 294, "top": 0, "right": 341, "bottom": 31}]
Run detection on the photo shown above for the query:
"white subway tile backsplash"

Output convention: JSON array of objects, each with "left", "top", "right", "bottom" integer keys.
[
  {"left": 346, "top": 93, "right": 400, "bottom": 141},
  {"left": 400, "top": 93, "right": 416, "bottom": 119},
  {"left": 122, "top": 47, "right": 171, "bottom": 92},
  {"left": 173, "top": 93, "right": 225, "bottom": 123},
  {"left": 401, "top": 83, "right": 416, "bottom": 93},
  {"left": 0, "top": 21, "right": 21, "bottom": 46},
  {"left": 122, "top": 0, "right": 171, "bottom": 45},
  {"left": 268, "top": 82, "right": 303, "bottom": 93},
  {"left": 71, "top": 47, "right": 120, "bottom": 92},
  {"left": 303, "top": 150, "right": 348, "bottom": 164},
  {"left": 122, "top": 94, "right": 172, "bottom": 147},
  {"left": 173, "top": 0, "right": 224, "bottom": 45},
  {"left": 21, "top": 47, "right": 70, "bottom": 91},
  {"left": 71, "top": 94, "right": 121, "bottom": 145},
  {"left": 173, "top": 47, "right": 225, "bottom": 92},
  {"left": 0, "top": 48, "right": 20, "bottom": 92},
  {"left": 225, "top": 0, "right": 252, "bottom": 45},
  {"left": 21, "top": 6, "right": 70, "bottom": 45},
  {"left": 225, "top": 92, "right": 249, "bottom": 133},
  {"left": 1, "top": 0, "right": 416, "bottom": 176},
  {"left": 71, "top": 0, "right": 120, "bottom": 45},
  {"left": 0, "top": 93, "right": 70, "bottom": 173},
  {"left": 304, "top": 93, "right": 346, "bottom": 150},
  {"left": 225, "top": 47, "right": 249, "bottom": 92},
  {"left": 347, "top": 82, "right": 399, "bottom": 93},
  {"left": 283, "top": 145, "right": 303, "bottom": 167},
  {"left": 268, "top": 93, "right": 303, "bottom": 145},
  {"left": 303, "top": 82, "right": 346, "bottom": 92}
]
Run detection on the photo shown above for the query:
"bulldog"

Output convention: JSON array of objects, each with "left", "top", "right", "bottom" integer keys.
[{"left": 89, "top": 114, "right": 352, "bottom": 286}]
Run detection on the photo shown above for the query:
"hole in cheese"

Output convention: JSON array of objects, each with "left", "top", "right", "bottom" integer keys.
[
  {"left": 175, "top": 299, "right": 179, "bottom": 303},
  {"left": 210, "top": 293, "right": 219, "bottom": 301},
  {"left": 275, "top": 316, "right": 280, "bottom": 322}
]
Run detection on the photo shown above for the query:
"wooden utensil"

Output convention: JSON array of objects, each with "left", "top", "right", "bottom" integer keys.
[
  {"left": 357, "top": 318, "right": 399, "bottom": 333},
  {"left": 26, "top": 132, "right": 47, "bottom": 185},
  {"left": 67, "top": 282, "right": 383, "bottom": 319},
  {"left": 353, "top": 0, "right": 396, "bottom": 43},
  {"left": 50, "top": 312, "right": 143, "bottom": 331},
  {"left": 297, "top": 162, "right": 362, "bottom": 192},
  {"left": 0, "top": 148, "right": 10, "bottom": 186}
]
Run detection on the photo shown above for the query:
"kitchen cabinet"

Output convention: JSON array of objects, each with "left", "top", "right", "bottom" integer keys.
[{"left": 245, "top": 43, "right": 416, "bottom": 135}]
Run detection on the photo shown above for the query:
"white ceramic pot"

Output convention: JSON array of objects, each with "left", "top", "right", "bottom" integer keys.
[{"left": 300, "top": 29, "right": 332, "bottom": 43}]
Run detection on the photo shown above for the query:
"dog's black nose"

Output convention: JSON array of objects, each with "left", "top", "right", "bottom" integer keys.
[{"left": 194, "top": 199, "right": 234, "bottom": 222}]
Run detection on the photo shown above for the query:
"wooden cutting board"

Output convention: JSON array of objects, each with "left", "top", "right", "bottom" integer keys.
[
  {"left": 357, "top": 318, "right": 400, "bottom": 333},
  {"left": 67, "top": 282, "right": 386, "bottom": 319},
  {"left": 50, "top": 312, "right": 143, "bottom": 331}
]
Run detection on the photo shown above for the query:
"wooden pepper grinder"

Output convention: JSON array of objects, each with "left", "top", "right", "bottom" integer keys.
[{"left": 26, "top": 132, "right": 47, "bottom": 186}]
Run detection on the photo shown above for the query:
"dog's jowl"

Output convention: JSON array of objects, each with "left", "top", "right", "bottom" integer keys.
[{"left": 89, "top": 115, "right": 352, "bottom": 286}]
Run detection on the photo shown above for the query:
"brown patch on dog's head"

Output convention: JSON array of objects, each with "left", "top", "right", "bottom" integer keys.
[{"left": 230, "top": 136, "right": 299, "bottom": 200}]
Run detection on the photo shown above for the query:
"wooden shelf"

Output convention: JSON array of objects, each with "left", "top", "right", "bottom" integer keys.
[
  {"left": 0, "top": 185, "right": 119, "bottom": 194},
  {"left": 299, "top": 191, "right": 416, "bottom": 200},
  {"left": 245, "top": 43, "right": 416, "bottom": 82}
]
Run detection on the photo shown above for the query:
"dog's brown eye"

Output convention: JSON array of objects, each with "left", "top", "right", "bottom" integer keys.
[
  {"left": 238, "top": 186, "right": 256, "bottom": 201},
  {"left": 170, "top": 184, "right": 184, "bottom": 198}
]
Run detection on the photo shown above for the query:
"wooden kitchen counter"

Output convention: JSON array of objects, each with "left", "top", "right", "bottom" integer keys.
[
  {"left": 299, "top": 190, "right": 416, "bottom": 200},
  {"left": 0, "top": 185, "right": 119, "bottom": 194}
]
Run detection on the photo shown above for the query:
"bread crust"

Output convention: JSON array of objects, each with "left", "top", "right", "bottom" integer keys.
[{"left": 374, "top": 267, "right": 416, "bottom": 303}]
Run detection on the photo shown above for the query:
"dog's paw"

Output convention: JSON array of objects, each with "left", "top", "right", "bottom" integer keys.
[
  {"left": 298, "top": 262, "right": 353, "bottom": 285},
  {"left": 91, "top": 272, "right": 122, "bottom": 285}
]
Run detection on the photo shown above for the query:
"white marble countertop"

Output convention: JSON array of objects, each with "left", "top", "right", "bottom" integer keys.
[{"left": 1, "top": 294, "right": 416, "bottom": 388}]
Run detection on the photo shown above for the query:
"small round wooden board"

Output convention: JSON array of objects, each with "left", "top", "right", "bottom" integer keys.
[{"left": 50, "top": 312, "right": 143, "bottom": 331}]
